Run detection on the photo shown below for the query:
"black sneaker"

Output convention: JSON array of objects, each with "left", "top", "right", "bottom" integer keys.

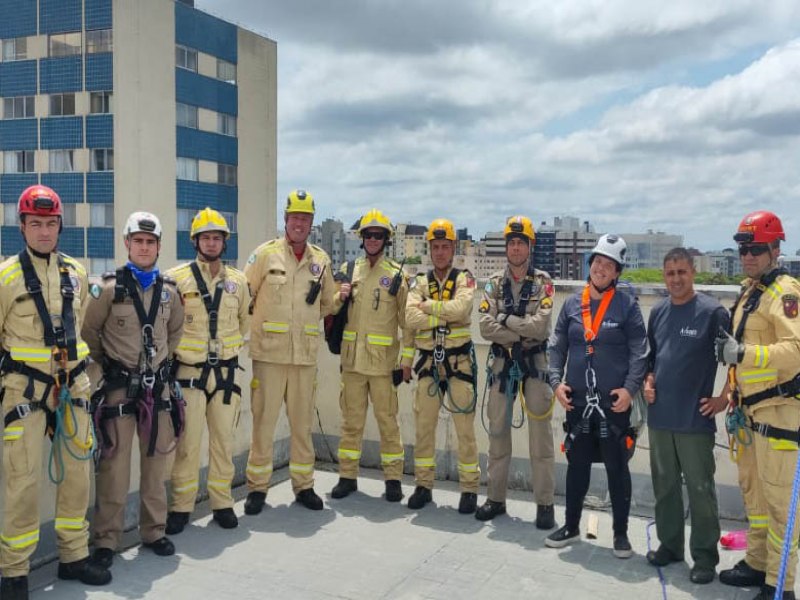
[
  {"left": 535, "top": 504, "right": 556, "bottom": 530},
  {"left": 646, "top": 545, "right": 683, "bottom": 567},
  {"left": 0, "top": 575, "right": 28, "bottom": 600},
  {"left": 719, "top": 559, "right": 767, "bottom": 588},
  {"left": 613, "top": 534, "right": 633, "bottom": 559},
  {"left": 756, "top": 584, "right": 796, "bottom": 599},
  {"left": 212, "top": 508, "right": 238, "bottom": 529},
  {"left": 331, "top": 477, "right": 358, "bottom": 499},
  {"left": 385, "top": 480, "right": 403, "bottom": 502},
  {"left": 296, "top": 488, "right": 324, "bottom": 510},
  {"left": 142, "top": 537, "right": 175, "bottom": 556},
  {"left": 475, "top": 500, "right": 506, "bottom": 521},
  {"left": 407, "top": 486, "right": 432, "bottom": 509},
  {"left": 165, "top": 511, "right": 191, "bottom": 535},
  {"left": 545, "top": 525, "right": 580, "bottom": 548},
  {"left": 244, "top": 491, "right": 267, "bottom": 515},
  {"left": 458, "top": 492, "right": 478, "bottom": 515},
  {"left": 57, "top": 558, "right": 112, "bottom": 586},
  {"left": 689, "top": 565, "right": 715, "bottom": 584},
  {"left": 90, "top": 547, "right": 114, "bottom": 569}
]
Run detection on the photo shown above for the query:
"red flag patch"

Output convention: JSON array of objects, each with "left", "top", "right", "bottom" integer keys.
[{"left": 783, "top": 294, "right": 798, "bottom": 319}]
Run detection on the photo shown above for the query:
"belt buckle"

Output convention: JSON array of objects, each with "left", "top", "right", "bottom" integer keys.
[
  {"left": 15, "top": 403, "right": 31, "bottom": 420},
  {"left": 756, "top": 422, "right": 769, "bottom": 436},
  {"left": 117, "top": 404, "right": 126, "bottom": 417}
]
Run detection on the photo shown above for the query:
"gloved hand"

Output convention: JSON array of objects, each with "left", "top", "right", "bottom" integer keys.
[{"left": 715, "top": 329, "right": 744, "bottom": 365}]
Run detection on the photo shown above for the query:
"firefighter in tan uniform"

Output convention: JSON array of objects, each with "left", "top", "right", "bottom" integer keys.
[
  {"left": 0, "top": 185, "right": 111, "bottom": 600},
  {"left": 244, "top": 190, "right": 335, "bottom": 514},
  {"left": 82, "top": 212, "right": 184, "bottom": 570},
  {"left": 717, "top": 211, "right": 800, "bottom": 600},
  {"left": 405, "top": 218, "right": 480, "bottom": 514},
  {"left": 329, "top": 209, "right": 413, "bottom": 503},
  {"left": 477, "top": 216, "right": 557, "bottom": 529},
  {"left": 165, "top": 208, "right": 250, "bottom": 534}
]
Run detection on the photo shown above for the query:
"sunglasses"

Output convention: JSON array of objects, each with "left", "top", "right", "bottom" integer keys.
[
  {"left": 738, "top": 244, "right": 770, "bottom": 257},
  {"left": 362, "top": 231, "right": 386, "bottom": 241}
]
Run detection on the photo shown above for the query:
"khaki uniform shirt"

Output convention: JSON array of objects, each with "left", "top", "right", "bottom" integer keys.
[
  {"left": 166, "top": 260, "right": 250, "bottom": 364},
  {"left": 82, "top": 269, "right": 184, "bottom": 371},
  {"left": 332, "top": 256, "right": 413, "bottom": 376},
  {"left": 406, "top": 268, "right": 475, "bottom": 352},
  {"left": 0, "top": 250, "right": 91, "bottom": 395},
  {"left": 733, "top": 272, "right": 800, "bottom": 410},
  {"left": 245, "top": 237, "right": 334, "bottom": 366}
]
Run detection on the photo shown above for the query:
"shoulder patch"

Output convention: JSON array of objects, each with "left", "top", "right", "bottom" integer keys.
[
  {"left": 540, "top": 297, "right": 553, "bottom": 309},
  {"left": 247, "top": 253, "right": 257, "bottom": 264},
  {"left": 484, "top": 280, "right": 494, "bottom": 295},
  {"left": 408, "top": 275, "right": 418, "bottom": 290},
  {"left": 89, "top": 282, "right": 102, "bottom": 299},
  {"left": 544, "top": 282, "right": 555, "bottom": 297},
  {"left": 783, "top": 294, "right": 798, "bottom": 319},
  {"left": 479, "top": 299, "right": 490, "bottom": 313}
]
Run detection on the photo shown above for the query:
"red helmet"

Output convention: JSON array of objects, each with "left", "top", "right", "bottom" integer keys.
[
  {"left": 734, "top": 210, "right": 785, "bottom": 244},
  {"left": 18, "top": 185, "right": 63, "bottom": 218}
]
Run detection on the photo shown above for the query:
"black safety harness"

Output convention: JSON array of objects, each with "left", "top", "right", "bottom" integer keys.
[
  {"left": 1, "top": 251, "right": 90, "bottom": 428},
  {"left": 727, "top": 268, "right": 800, "bottom": 443},
  {"left": 92, "top": 267, "right": 183, "bottom": 457},
  {"left": 173, "top": 262, "right": 242, "bottom": 405}
]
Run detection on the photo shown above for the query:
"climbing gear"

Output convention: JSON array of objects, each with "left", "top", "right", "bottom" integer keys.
[{"left": 414, "top": 339, "right": 477, "bottom": 414}]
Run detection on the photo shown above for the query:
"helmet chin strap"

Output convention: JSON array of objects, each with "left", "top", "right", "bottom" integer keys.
[
  {"left": 195, "top": 240, "right": 226, "bottom": 263},
  {"left": 589, "top": 277, "right": 617, "bottom": 294},
  {"left": 361, "top": 240, "right": 386, "bottom": 257}
]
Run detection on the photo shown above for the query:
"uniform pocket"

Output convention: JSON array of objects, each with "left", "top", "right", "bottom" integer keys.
[{"left": 2, "top": 411, "right": 31, "bottom": 475}]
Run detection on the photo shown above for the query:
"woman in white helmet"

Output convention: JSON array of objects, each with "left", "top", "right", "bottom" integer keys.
[{"left": 545, "top": 234, "right": 647, "bottom": 558}]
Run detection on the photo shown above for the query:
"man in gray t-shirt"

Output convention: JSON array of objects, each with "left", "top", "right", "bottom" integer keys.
[{"left": 643, "top": 248, "right": 729, "bottom": 585}]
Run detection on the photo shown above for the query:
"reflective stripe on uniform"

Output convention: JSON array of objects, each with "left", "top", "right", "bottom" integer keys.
[
  {"left": 427, "top": 315, "right": 440, "bottom": 329},
  {"left": 263, "top": 322, "right": 289, "bottom": 333},
  {"left": 448, "top": 328, "right": 471, "bottom": 339},
  {"left": 8, "top": 343, "right": 88, "bottom": 362},
  {"left": 289, "top": 462, "right": 314, "bottom": 474},
  {"left": 177, "top": 339, "right": 206, "bottom": 351},
  {"left": 366, "top": 334, "right": 393, "bottom": 347},
  {"left": 739, "top": 369, "right": 778, "bottom": 384},
  {"left": 764, "top": 281, "right": 784, "bottom": 302},
  {"left": 304, "top": 324, "right": 320, "bottom": 336},
  {"left": 748, "top": 514, "right": 768, "bottom": 529},
  {"left": 401, "top": 347, "right": 415, "bottom": 359},
  {"left": 54, "top": 517, "right": 86, "bottom": 531},
  {"left": 0, "top": 262, "right": 22, "bottom": 285},
  {"left": 753, "top": 345, "right": 770, "bottom": 369},
  {"left": 342, "top": 330, "right": 356, "bottom": 342},
  {"left": 0, "top": 529, "right": 39, "bottom": 549},
  {"left": 3, "top": 426, "right": 23, "bottom": 441},
  {"left": 208, "top": 479, "right": 230, "bottom": 490},
  {"left": 381, "top": 452, "right": 404, "bottom": 465},
  {"left": 415, "top": 331, "right": 431, "bottom": 340},
  {"left": 338, "top": 448, "right": 361, "bottom": 460},
  {"left": 768, "top": 527, "right": 799, "bottom": 551},
  {"left": 457, "top": 462, "right": 479, "bottom": 473},
  {"left": 246, "top": 463, "right": 272, "bottom": 475},
  {"left": 173, "top": 480, "right": 199, "bottom": 493},
  {"left": 414, "top": 457, "right": 435, "bottom": 468},
  {"left": 223, "top": 334, "right": 243, "bottom": 348}
]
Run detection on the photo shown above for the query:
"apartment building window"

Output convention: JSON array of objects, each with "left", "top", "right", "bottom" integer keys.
[
  {"left": 176, "top": 103, "right": 198, "bottom": 129},
  {"left": 176, "top": 157, "right": 198, "bottom": 181},
  {"left": 217, "top": 113, "right": 236, "bottom": 137},
  {"left": 175, "top": 45, "right": 197, "bottom": 72},
  {"left": 91, "top": 149, "right": 114, "bottom": 171},
  {"left": 49, "top": 32, "right": 82, "bottom": 57},
  {"left": 220, "top": 211, "right": 237, "bottom": 232},
  {"left": 90, "top": 91, "right": 113, "bottom": 114},
  {"left": 50, "top": 93, "right": 76, "bottom": 116},
  {"left": 217, "top": 59, "right": 236, "bottom": 84},
  {"left": 176, "top": 209, "right": 193, "bottom": 231},
  {"left": 3, "top": 96, "right": 34, "bottom": 119},
  {"left": 90, "top": 203, "right": 114, "bottom": 227},
  {"left": 218, "top": 163, "right": 237, "bottom": 186},
  {"left": 61, "top": 204, "right": 77, "bottom": 227},
  {"left": 86, "top": 29, "right": 112, "bottom": 54},
  {"left": 90, "top": 258, "right": 116, "bottom": 276},
  {"left": 2, "top": 37, "right": 27, "bottom": 61},
  {"left": 3, "top": 204, "right": 18, "bottom": 225},
  {"left": 49, "top": 150, "right": 74, "bottom": 173},
  {"left": 4, "top": 151, "right": 34, "bottom": 173}
]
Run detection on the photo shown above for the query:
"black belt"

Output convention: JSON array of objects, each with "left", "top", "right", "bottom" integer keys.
[
  {"left": 3, "top": 397, "right": 90, "bottom": 428},
  {"left": 0, "top": 353, "right": 88, "bottom": 405},
  {"left": 414, "top": 341, "right": 475, "bottom": 386},
  {"left": 742, "top": 373, "right": 800, "bottom": 407},
  {"left": 491, "top": 341, "right": 547, "bottom": 394},
  {"left": 174, "top": 356, "right": 242, "bottom": 405},
  {"left": 749, "top": 419, "right": 800, "bottom": 444}
]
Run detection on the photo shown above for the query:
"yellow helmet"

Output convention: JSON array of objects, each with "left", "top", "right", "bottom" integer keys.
[
  {"left": 504, "top": 215, "right": 535, "bottom": 243},
  {"left": 190, "top": 207, "right": 230, "bottom": 240},
  {"left": 357, "top": 209, "right": 394, "bottom": 237},
  {"left": 426, "top": 218, "right": 456, "bottom": 241},
  {"left": 285, "top": 189, "right": 315, "bottom": 214}
]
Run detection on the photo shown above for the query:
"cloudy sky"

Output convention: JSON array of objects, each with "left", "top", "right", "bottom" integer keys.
[{"left": 199, "top": 0, "right": 800, "bottom": 251}]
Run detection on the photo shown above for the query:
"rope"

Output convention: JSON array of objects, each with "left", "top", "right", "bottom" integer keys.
[
  {"left": 646, "top": 519, "right": 669, "bottom": 600},
  {"left": 725, "top": 406, "right": 752, "bottom": 463},
  {"left": 521, "top": 390, "right": 555, "bottom": 421},
  {"left": 48, "top": 386, "right": 95, "bottom": 484},
  {"left": 774, "top": 443, "right": 800, "bottom": 598}
]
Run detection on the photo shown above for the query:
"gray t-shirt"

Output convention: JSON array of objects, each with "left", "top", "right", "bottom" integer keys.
[{"left": 646, "top": 293, "right": 730, "bottom": 433}]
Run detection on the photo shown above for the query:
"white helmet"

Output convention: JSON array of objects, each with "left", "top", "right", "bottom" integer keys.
[
  {"left": 590, "top": 234, "right": 627, "bottom": 268},
  {"left": 124, "top": 211, "right": 162, "bottom": 240}
]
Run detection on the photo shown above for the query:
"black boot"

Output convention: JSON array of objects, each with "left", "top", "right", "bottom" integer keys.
[
  {"left": 213, "top": 508, "right": 239, "bottom": 529},
  {"left": 407, "top": 486, "right": 432, "bottom": 509},
  {"left": 458, "top": 492, "right": 478, "bottom": 514},
  {"left": 331, "top": 477, "right": 358, "bottom": 499},
  {"left": 57, "top": 558, "right": 112, "bottom": 585},
  {"left": 142, "top": 537, "right": 175, "bottom": 556},
  {"left": 90, "top": 547, "right": 114, "bottom": 569},
  {"left": 0, "top": 575, "right": 28, "bottom": 600},
  {"left": 535, "top": 504, "right": 556, "bottom": 530},
  {"left": 475, "top": 499, "right": 506, "bottom": 521},
  {"left": 385, "top": 480, "right": 403, "bottom": 502},
  {"left": 244, "top": 491, "right": 267, "bottom": 515},
  {"left": 756, "top": 585, "right": 796, "bottom": 600},
  {"left": 720, "top": 559, "right": 766, "bottom": 588},
  {"left": 165, "top": 511, "right": 191, "bottom": 535},
  {"left": 295, "top": 488, "right": 324, "bottom": 510}
]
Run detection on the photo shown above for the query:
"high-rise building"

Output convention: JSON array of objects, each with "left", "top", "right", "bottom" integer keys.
[{"left": 0, "top": 0, "right": 277, "bottom": 272}]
